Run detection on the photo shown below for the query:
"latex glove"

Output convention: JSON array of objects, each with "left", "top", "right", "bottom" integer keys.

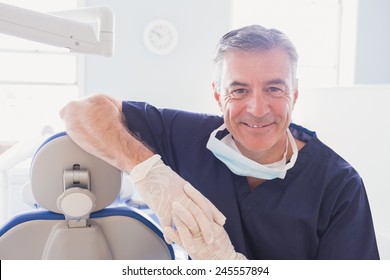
[
  {"left": 164, "top": 189, "right": 247, "bottom": 260},
  {"left": 129, "top": 154, "right": 226, "bottom": 244}
]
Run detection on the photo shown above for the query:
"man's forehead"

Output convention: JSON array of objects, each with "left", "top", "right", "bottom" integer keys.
[{"left": 220, "top": 50, "right": 293, "bottom": 81}]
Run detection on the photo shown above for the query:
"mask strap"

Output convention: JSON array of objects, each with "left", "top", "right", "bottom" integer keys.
[
  {"left": 264, "top": 134, "right": 289, "bottom": 168},
  {"left": 285, "top": 129, "right": 298, "bottom": 170}
]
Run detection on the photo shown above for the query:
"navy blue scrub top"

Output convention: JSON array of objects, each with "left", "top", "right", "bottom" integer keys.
[{"left": 122, "top": 101, "right": 379, "bottom": 260}]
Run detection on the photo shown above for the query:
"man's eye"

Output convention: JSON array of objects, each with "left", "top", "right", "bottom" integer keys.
[
  {"left": 267, "top": 87, "right": 283, "bottom": 92},
  {"left": 232, "top": 89, "right": 247, "bottom": 94},
  {"left": 228, "top": 88, "right": 250, "bottom": 99},
  {"left": 265, "top": 87, "right": 286, "bottom": 97}
]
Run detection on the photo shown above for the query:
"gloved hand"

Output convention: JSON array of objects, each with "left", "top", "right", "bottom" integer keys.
[
  {"left": 129, "top": 154, "right": 226, "bottom": 244},
  {"left": 164, "top": 185, "right": 247, "bottom": 260}
]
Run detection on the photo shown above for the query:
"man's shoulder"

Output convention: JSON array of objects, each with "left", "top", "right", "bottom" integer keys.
[{"left": 291, "top": 123, "right": 360, "bottom": 180}]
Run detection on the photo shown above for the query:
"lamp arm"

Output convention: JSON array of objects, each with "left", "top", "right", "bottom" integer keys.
[{"left": 0, "top": 3, "right": 114, "bottom": 56}]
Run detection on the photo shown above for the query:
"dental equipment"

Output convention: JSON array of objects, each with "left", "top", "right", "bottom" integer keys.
[
  {"left": 0, "top": 2, "right": 114, "bottom": 56},
  {"left": 0, "top": 132, "right": 174, "bottom": 259}
]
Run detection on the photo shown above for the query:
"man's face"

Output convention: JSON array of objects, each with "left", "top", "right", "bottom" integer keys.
[{"left": 213, "top": 49, "right": 298, "bottom": 163}]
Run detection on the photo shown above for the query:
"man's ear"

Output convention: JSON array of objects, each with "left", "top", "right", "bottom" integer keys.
[
  {"left": 293, "top": 87, "right": 299, "bottom": 104},
  {"left": 212, "top": 82, "right": 223, "bottom": 111},
  {"left": 291, "top": 80, "right": 299, "bottom": 109}
]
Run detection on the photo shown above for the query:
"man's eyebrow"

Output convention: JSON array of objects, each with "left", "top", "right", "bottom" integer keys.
[
  {"left": 225, "top": 79, "right": 288, "bottom": 89},
  {"left": 227, "top": 81, "right": 249, "bottom": 88},
  {"left": 264, "top": 78, "right": 287, "bottom": 86}
]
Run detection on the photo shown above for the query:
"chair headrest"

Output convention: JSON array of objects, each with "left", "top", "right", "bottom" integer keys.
[{"left": 30, "top": 132, "right": 122, "bottom": 215}]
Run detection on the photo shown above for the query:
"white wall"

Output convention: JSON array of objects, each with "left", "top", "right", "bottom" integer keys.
[
  {"left": 354, "top": 0, "right": 390, "bottom": 84},
  {"left": 293, "top": 86, "right": 390, "bottom": 259},
  {"left": 84, "top": 0, "right": 230, "bottom": 114}
]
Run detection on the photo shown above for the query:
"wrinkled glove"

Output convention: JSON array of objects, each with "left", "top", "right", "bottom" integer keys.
[
  {"left": 129, "top": 154, "right": 226, "bottom": 244},
  {"left": 164, "top": 185, "right": 247, "bottom": 260}
]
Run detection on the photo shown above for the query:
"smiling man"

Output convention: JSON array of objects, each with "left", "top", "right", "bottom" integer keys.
[
  {"left": 61, "top": 25, "right": 379, "bottom": 259},
  {"left": 211, "top": 48, "right": 304, "bottom": 189}
]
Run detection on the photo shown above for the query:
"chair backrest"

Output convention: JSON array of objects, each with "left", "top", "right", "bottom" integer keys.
[{"left": 0, "top": 132, "right": 174, "bottom": 260}]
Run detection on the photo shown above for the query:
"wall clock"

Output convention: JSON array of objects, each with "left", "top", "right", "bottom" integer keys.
[{"left": 143, "top": 20, "right": 178, "bottom": 55}]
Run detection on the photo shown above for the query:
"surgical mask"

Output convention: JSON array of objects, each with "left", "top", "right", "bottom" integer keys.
[{"left": 206, "top": 124, "right": 298, "bottom": 180}]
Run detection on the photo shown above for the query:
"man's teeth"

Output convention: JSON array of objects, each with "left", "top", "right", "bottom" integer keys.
[{"left": 247, "top": 123, "right": 266, "bottom": 128}]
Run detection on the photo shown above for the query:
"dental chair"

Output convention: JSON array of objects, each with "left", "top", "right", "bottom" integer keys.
[{"left": 0, "top": 132, "right": 174, "bottom": 260}]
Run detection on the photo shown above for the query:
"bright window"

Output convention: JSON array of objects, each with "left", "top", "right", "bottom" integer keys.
[
  {"left": 0, "top": 0, "right": 82, "bottom": 143},
  {"left": 231, "top": 0, "right": 357, "bottom": 88},
  {"left": 0, "top": 0, "right": 83, "bottom": 224}
]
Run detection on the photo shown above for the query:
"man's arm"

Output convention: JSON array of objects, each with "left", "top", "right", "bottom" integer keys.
[
  {"left": 60, "top": 94, "right": 226, "bottom": 244},
  {"left": 60, "top": 94, "right": 152, "bottom": 171},
  {"left": 316, "top": 179, "right": 379, "bottom": 259}
]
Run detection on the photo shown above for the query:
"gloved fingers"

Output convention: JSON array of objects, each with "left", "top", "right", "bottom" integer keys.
[
  {"left": 172, "top": 215, "right": 197, "bottom": 255},
  {"left": 163, "top": 232, "right": 174, "bottom": 244},
  {"left": 183, "top": 183, "right": 226, "bottom": 226},
  {"left": 154, "top": 210, "right": 173, "bottom": 244},
  {"left": 211, "top": 205, "right": 226, "bottom": 226},
  {"left": 172, "top": 202, "right": 205, "bottom": 254},
  {"left": 173, "top": 201, "right": 201, "bottom": 236},
  {"left": 163, "top": 226, "right": 182, "bottom": 247},
  {"left": 182, "top": 183, "right": 213, "bottom": 221},
  {"left": 183, "top": 201, "right": 214, "bottom": 245}
]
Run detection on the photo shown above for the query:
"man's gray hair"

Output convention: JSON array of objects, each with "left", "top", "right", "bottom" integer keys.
[{"left": 213, "top": 25, "right": 298, "bottom": 91}]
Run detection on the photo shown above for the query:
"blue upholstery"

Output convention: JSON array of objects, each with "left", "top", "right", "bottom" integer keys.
[{"left": 0, "top": 207, "right": 174, "bottom": 259}]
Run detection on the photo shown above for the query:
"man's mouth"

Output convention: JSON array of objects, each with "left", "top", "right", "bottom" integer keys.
[{"left": 243, "top": 122, "right": 272, "bottom": 128}]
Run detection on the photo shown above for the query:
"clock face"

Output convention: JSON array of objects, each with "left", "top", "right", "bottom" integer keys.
[{"left": 143, "top": 20, "right": 178, "bottom": 55}]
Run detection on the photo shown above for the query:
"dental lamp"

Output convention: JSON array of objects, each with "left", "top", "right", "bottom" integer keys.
[{"left": 0, "top": 2, "right": 114, "bottom": 56}]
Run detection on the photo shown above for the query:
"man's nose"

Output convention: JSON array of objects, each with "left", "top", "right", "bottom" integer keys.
[{"left": 246, "top": 90, "right": 270, "bottom": 117}]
